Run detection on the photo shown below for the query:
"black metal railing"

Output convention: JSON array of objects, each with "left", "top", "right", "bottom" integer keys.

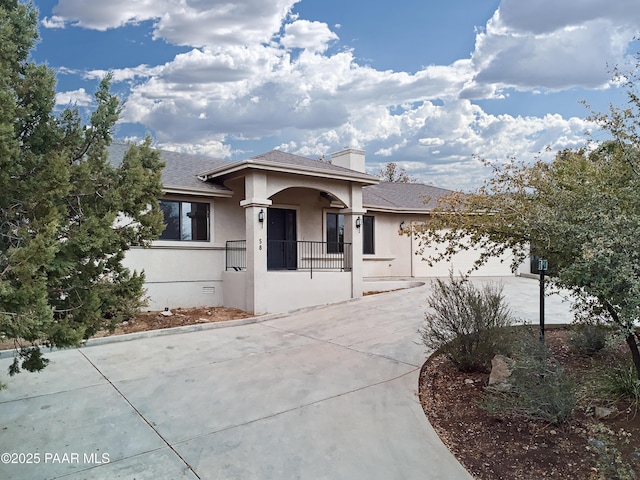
[
  {"left": 225, "top": 240, "right": 246, "bottom": 271},
  {"left": 225, "top": 240, "right": 352, "bottom": 276},
  {"left": 267, "top": 240, "right": 352, "bottom": 276}
]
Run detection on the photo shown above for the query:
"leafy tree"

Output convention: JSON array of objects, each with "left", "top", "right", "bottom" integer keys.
[
  {"left": 377, "top": 162, "right": 416, "bottom": 183},
  {"left": 413, "top": 61, "right": 640, "bottom": 379},
  {"left": 0, "top": 0, "right": 165, "bottom": 382}
]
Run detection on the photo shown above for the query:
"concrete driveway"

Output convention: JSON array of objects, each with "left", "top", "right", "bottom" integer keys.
[{"left": 0, "top": 277, "right": 573, "bottom": 480}]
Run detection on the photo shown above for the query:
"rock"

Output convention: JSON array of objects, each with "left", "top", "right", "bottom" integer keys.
[
  {"left": 464, "top": 379, "right": 474, "bottom": 385},
  {"left": 594, "top": 406, "right": 616, "bottom": 419},
  {"left": 588, "top": 438, "right": 605, "bottom": 451},
  {"left": 488, "top": 355, "right": 514, "bottom": 391},
  {"left": 160, "top": 309, "right": 174, "bottom": 317}
]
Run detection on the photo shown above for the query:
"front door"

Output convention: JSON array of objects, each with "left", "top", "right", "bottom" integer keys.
[{"left": 267, "top": 208, "right": 297, "bottom": 270}]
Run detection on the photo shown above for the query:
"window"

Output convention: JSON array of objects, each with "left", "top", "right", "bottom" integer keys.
[
  {"left": 363, "top": 215, "right": 375, "bottom": 254},
  {"left": 326, "top": 212, "right": 344, "bottom": 253},
  {"left": 159, "top": 200, "right": 209, "bottom": 241}
]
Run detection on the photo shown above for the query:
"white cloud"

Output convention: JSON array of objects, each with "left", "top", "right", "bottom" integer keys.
[
  {"left": 281, "top": 19, "right": 338, "bottom": 52},
  {"left": 55, "top": 88, "right": 93, "bottom": 106},
  {"left": 44, "top": 0, "right": 637, "bottom": 190},
  {"left": 156, "top": 139, "right": 232, "bottom": 159},
  {"left": 495, "top": 0, "right": 640, "bottom": 35},
  {"left": 48, "top": 0, "right": 301, "bottom": 47},
  {"left": 466, "top": 0, "right": 640, "bottom": 93},
  {"left": 41, "top": 15, "right": 66, "bottom": 29}
]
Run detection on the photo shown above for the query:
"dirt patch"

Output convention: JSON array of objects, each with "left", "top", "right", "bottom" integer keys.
[
  {"left": 419, "top": 327, "right": 640, "bottom": 479},
  {"left": 0, "top": 306, "right": 254, "bottom": 351},
  {"left": 92, "top": 306, "right": 255, "bottom": 337}
]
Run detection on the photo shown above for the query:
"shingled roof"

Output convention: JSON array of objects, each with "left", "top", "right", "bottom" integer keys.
[
  {"left": 250, "top": 150, "right": 366, "bottom": 175},
  {"left": 107, "top": 143, "right": 232, "bottom": 196},
  {"left": 363, "top": 182, "right": 452, "bottom": 212},
  {"left": 199, "top": 149, "right": 378, "bottom": 184},
  {"left": 108, "top": 143, "right": 450, "bottom": 211}
]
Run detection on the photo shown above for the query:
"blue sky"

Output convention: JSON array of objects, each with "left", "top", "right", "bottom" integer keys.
[{"left": 32, "top": 0, "right": 640, "bottom": 190}]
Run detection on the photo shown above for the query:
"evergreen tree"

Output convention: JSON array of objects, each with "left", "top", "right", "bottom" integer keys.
[{"left": 0, "top": 0, "right": 165, "bottom": 382}]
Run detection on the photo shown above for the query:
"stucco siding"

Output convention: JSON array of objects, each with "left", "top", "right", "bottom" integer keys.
[
  {"left": 263, "top": 271, "right": 352, "bottom": 313},
  {"left": 124, "top": 246, "right": 224, "bottom": 310}
]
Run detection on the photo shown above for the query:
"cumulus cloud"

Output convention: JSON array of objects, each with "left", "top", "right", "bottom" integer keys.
[
  {"left": 55, "top": 88, "right": 93, "bottom": 106},
  {"left": 495, "top": 0, "right": 640, "bottom": 35},
  {"left": 41, "top": 15, "right": 66, "bottom": 29},
  {"left": 281, "top": 19, "right": 339, "bottom": 52},
  {"left": 47, "top": 0, "right": 300, "bottom": 47},
  {"left": 467, "top": 0, "right": 640, "bottom": 92},
  {"left": 43, "top": 0, "right": 637, "bottom": 189}
]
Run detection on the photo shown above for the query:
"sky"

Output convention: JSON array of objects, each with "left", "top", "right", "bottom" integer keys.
[{"left": 32, "top": 0, "right": 640, "bottom": 191}]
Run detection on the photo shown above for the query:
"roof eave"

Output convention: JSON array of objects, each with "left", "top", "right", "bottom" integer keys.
[
  {"left": 199, "top": 159, "right": 379, "bottom": 185},
  {"left": 163, "top": 185, "right": 234, "bottom": 198},
  {"left": 363, "top": 205, "right": 432, "bottom": 214}
]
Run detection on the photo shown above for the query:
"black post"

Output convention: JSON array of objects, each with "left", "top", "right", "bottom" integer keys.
[
  {"left": 539, "top": 267, "right": 545, "bottom": 342},
  {"left": 538, "top": 258, "right": 547, "bottom": 342}
]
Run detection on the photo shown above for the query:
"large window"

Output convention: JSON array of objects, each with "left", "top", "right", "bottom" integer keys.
[
  {"left": 326, "top": 213, "right": 375, "bottom": 254},
  {"left": 159, "top": 200, "right": 209, "bottom": 241},
  {"left": 326, "top": 212, "right": 344, "bottom": 253},
  {"left": 363, "top": 215, "right": 375, "bottom": 254}
]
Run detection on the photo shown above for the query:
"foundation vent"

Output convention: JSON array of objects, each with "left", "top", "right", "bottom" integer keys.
[{"left": 202, "top": 287, "right": 215, "bottom": 295}]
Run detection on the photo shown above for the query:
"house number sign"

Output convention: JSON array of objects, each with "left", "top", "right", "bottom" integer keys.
[{"left": 259, "top": 238, "right": 262, "bottom": 250}]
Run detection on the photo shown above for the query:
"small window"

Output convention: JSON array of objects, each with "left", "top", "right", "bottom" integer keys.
[
  {"left": 159, "top": 200, "right": 209, "bottom": 241},
  {"left": 363, "top": 215, "right": 375, "bottom": 254},
  {"left": 326, "top": 212, "right": 344, "bottom": 253}
]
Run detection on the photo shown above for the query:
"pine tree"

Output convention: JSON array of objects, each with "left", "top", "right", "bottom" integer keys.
[{"left": 0, "top": 0, "right": 165, "bottom": 382}]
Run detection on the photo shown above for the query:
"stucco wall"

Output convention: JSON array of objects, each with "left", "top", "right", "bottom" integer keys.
[
  {"left": 263, "top": 271, "right": 352, "bottom": 313},
  {"left": 362, "top": 213, "right": 415, "bottom": 278},
  {"left": 214, "top": 178, "right": 245, "bottom": 243},
  {"left": 124, "top": 246, "right": 224, "bottom": 310},
  {"left": 221, "top": 270, "right": 248, "bottom": 311},
  {"left": 123, "top": 194, "right": 225, "bottom": 310},
  {"left": 363, "top": 213, "right": 521, "bottom": 278}
]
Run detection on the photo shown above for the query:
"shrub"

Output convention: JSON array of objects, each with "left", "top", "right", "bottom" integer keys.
[
  {"left": 420, "top": 275, "right": 515, "bottom": 373},
  {"left": 588, "top": 424, "right": 637, "bottom": 480},
  {"left": 482, "top": 333, "right": 577, "bottom": 425},
  {"left": 569, "top": 324, "right": 608, "bottom": 356},
  {"left": 599, "top": 363, "right": 640, "bottom": 409}
]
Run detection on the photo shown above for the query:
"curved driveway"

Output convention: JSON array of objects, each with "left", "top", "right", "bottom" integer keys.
[{"left": 0, "top": 277, "right": 572, "bottom": 479}]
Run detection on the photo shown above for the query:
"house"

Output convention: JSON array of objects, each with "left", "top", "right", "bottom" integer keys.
[{"left": 111, "top": 143, "right": 524, "bottom": 314}]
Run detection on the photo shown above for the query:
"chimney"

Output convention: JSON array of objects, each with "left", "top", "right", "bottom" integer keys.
[{"left": 330, "top": 148, "right": 365, "bottom": 173}]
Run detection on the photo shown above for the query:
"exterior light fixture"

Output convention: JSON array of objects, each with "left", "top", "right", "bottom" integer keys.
[
  {"left": 258, "top": 209, "right": 265, "bottom": 223},
  {"left": 355, "top": 216, "right": 361, "bottom": 230},
  {"left": 399, "top": 221, "right": 405, "bottom": 231}
]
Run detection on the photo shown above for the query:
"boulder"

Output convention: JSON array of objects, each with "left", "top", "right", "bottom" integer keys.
[{"left": 488, "top": 355, "right": 514, "bottom": 391}]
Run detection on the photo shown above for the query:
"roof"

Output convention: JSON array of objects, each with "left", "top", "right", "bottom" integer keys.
[
  {"left": 363, "top": 182, "right": 453, "bottom": 212},
  {"left": 107, "top": 143, "right": 232, "bottom": 197},
  {"left": 199, "top": 149, "right": 379, "bottom": 185},
  {"left": 107, "top": 143, "right": 450, "bottom": 211}
]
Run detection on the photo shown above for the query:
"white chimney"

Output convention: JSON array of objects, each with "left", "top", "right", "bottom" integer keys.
[{"left": 331, "top": 148, "right": 365, "bottom": 173}]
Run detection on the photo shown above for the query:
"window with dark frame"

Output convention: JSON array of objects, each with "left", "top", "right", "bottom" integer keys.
[
  {"left": 363, "top": 215, "right": 375, "bottom": 254},
  {"left": 159, "top": 200, "right": 209, "bottom": 241},
  {"left": 326, "top": 212, "right": 344, "bottom": 253}
]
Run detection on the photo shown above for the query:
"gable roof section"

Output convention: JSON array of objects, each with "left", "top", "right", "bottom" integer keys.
[
  {"left": 199, "top": 149, "right": 379, "bottom": 185},
  {"left": 363, "top": 182, "right": 453, "bottom": 213},
  {"left": 107, "top": 143, "right": 232, "bottom": 197}
]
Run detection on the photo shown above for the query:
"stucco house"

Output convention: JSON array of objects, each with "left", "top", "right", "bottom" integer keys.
[{"left": 110, "top": 143, "right": 524, "bottom": 314}]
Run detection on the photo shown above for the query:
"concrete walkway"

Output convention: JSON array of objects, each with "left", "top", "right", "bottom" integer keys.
[{"left": 0, "top": 277, "right": 574, "bottom": 480}]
